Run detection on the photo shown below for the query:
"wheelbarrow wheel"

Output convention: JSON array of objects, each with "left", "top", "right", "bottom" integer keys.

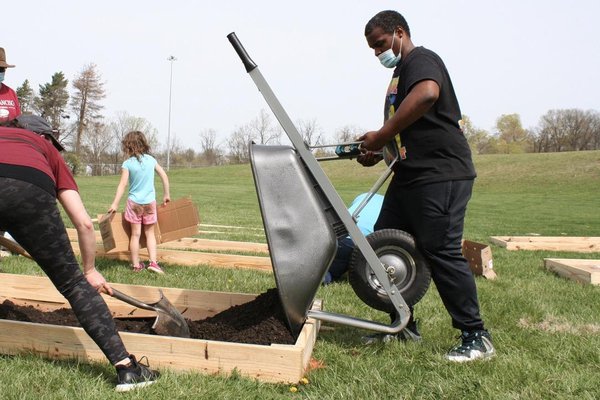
[{"left": 348, "top": 229, "right": 431, "bottom": 313}]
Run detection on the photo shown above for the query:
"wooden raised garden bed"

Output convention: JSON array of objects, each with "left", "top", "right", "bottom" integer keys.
[
  {"left": 544, "top": 258, "right": 600, "bottom": 286},
  {"left": 490, "top": 236, "right": 600, "bottom": 252},
  {"left": 0, "top": 273, "right": 320, "bottom": 383},
  {"left": 66, "top": 228, "right": 273, "bottom": 272}
]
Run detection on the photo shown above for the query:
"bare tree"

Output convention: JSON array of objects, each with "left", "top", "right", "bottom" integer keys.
[
  {"left": 108, "top": 111, "right": 157, "bottom": 173},
  {"left": 562, "top": 109, "right": 598, "bottom": 151},
  {"left": 70, "top": 63, "right": 106, "bottom": 155},
  {"left": 182, "top": 149, "right": 196, "bottom": 166},
  {"left": 534, "top": 109, "right": 600, "bottom": 152},
  {"left": 591, "top": 111, "right": 600, "bottom": 149},
  {"left": 82, "top": 120, "right": 113, "bottom": 175},
  {"left": 297, "top": 118, "right": 323, "bottom": 147},
  {"left": 199, "top": 128, "right": 222, "bottom": 166},
  {"left": 165, "top": 136, "right": 196, "bottom": 168},
  {"left": 335, "top": 125, "right": 364, "bottom": 143},
  {"left": 249, "top": 109, "right": 281, "bottom": 144},
  {"left": 227, "top": 125, "right": 255, "bottom": 164},
  {"left": 110, "top": 111, "right": 155, "bottom": 145}
]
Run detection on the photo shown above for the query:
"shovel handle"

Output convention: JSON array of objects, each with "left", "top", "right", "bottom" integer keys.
[
  {"left": 0, "top": 236, "right": 33, "bottom": 260},
  {"left": 110, "top": 288, "right": 156, "bottom": 312}
]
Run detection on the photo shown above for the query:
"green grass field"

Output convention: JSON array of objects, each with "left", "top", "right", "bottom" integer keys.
[{"left": 1, "top": 151, "right": 599, "bottom": 399}]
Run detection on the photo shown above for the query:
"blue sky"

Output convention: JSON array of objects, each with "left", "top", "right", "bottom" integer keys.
[{"left": 5, "top": 1, "right": 599, "bottom": 149}]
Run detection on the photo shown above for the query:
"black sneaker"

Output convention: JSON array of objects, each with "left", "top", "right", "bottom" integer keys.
[
  {"left": 361, "top": 319, "right": 422, "bottom": 344},
  {"left": 446, "top": 330, "right": 495, "bottom": 362},
  {"left": 115, "top": 354, "right": 160, "bottom": 392}
]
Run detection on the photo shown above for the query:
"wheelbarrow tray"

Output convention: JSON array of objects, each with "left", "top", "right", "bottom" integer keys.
[
  {"left": 0, "top": 273, "right": 321, "bottom": 383},
  {"left": 250, "top": 144, "right": 339, "bottom": 337}
]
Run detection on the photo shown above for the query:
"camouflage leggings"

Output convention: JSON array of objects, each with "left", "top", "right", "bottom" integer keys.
[{"left": 0, "top": 178, "right": 128, "bottom": 364}]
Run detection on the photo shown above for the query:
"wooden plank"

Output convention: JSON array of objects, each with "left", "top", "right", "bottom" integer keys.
[
  {"left": 198, "top": 230, "right": 266, "bottom": 237},
  {"left": 0, "top": 273, "right": 257, "bottom": 320},
  {"left": 0, "top": 273, "right": 259, "bottom": 317},
  {"left": 299, "top": 299, "right": 321, "bottom": 371},
  {"left": 158, "top": 237, "right": 268, "bottom": 254},
  {"left": 491, "top": 236, "right": 600, "bottom": 243},
  {"left": 88, "top": 221, "right": 264, "bottom": 231},
  {"left": 0, "top": 319, "right": 314, "bottom": 382},
  {"left": 67, "top": 228, "right": 269, "bottom": 254},
  {"left": 69, "top": 242, "right": 273, "bottom": 272},
  {"left": 544, "top": 258, "right": 600, "bottom": 285},
  {"left": 0, "top": 273, "right": 321, "bottom": 383},
  {"left": 200, "top": 223, "right": 264, "bottom": 231},
  {"left": 0, "top": 273, "right": 72, "bottom": 305},
  {"left": 3, "top": 233, "right": 271, "bottom": 271},
  {"left": 490, "top": 236, "right": 600, "bottom": 252}
]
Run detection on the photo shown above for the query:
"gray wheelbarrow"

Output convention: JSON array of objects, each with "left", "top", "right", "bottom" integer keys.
[{"left": 228, "top": 32, "right": 431, "bottom": 338}]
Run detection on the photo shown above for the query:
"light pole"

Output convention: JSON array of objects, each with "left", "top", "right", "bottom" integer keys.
[{"left": 166, "top": 55, "right": 177, "bottom": 171}]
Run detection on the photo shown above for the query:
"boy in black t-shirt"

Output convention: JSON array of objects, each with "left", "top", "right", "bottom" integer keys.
[{"left": 357, "top": 10, "right": 495, "bottom": 362}]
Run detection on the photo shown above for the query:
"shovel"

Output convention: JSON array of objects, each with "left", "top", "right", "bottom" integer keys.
[
  {"left": 0, "top": 235, "right": 33, "bottom": 259},
  {"left": 111, "top": 288, "right": 190, "bottom": 338}
]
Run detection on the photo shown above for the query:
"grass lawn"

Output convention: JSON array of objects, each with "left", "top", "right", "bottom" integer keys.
[{"left": 0, "top": 150, "right": 599, "bottom": 399}]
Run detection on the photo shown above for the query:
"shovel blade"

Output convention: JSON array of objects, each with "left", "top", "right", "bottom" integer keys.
[{"left": 150, "top": 290, "right": 191, "bottom": 338}]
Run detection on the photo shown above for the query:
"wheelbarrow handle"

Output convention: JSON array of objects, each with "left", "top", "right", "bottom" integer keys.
[
  {"left": 110, "top": 288, "right": 157, "bottom": 312},
  {"left": 308, "top": 141, "right": 364, "bottom": 149},
  {"left": 227, "top": 32, "right": 257, "bottom": 73}
]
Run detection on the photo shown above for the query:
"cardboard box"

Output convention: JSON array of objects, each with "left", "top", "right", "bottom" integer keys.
[
  {"left": 462, "top": 240, "right": 497, "bottom": 279},
  {"left": 99, "top": 197, "right": 200, "bottom": 252}
]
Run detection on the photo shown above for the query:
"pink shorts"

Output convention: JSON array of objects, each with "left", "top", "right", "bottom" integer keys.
[{"left": 124, "top": 199, "right": 157, "bottom": 225}]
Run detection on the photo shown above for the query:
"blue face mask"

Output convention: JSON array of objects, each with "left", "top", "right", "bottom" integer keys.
[
  {"left": 0, "top": 72, "right": 4, "bottom": 83},
  {"left": 378, "top": 34, "right": 402, "bottom": 68}
]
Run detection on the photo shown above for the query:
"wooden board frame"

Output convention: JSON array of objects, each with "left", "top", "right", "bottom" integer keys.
[
  {"left": 66, "top": 228, "right": 272, "bottom": 271},
  {"left": 0, "top": 273, "right": 321, "bottom": 383},
  {"left": 544, "top": 258, "right": 600, "bottom": 285},
  {"left": 67, "top": 228, "right": 269, "bottom": 254},
  {"left": 490, "top": 236, "right": 600, "bottom": 252},
  {"left": 70, "top": 243, "right": 273, "bottom": 272}
]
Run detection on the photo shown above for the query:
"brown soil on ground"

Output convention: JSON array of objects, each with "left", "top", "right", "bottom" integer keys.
[{"left": 0, "top": 288, "right": 295, "bottom": 345}]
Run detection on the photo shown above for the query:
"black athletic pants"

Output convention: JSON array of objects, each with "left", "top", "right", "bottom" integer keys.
[
  {"left": 375, "top": 176, "right": 484, "bottom": 332},
  {"left": 0, "top": 178, "right": 129, "bottom": 364}
]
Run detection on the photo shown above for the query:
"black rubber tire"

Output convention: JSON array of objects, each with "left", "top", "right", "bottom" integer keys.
[{"left": 348, "top": 229, "right": 431, "bottom": 313}]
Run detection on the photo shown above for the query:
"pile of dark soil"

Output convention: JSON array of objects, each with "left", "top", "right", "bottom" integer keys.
[{"left": 0, "top": 288, "right": 295, "bottom": 345}]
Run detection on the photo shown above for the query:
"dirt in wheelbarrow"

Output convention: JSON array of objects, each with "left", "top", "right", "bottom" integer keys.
[{"left": 0, "top": 288, "right": 295, "bottom": 345}]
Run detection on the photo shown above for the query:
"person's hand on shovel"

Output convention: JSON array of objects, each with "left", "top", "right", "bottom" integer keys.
[{"left": 84, "top": 267, "right": 113, "bottom": 296}]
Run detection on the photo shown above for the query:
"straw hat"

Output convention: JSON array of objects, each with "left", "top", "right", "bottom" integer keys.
[{"left": 0, "top": 48, "right": 15, "bottom": 68}]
